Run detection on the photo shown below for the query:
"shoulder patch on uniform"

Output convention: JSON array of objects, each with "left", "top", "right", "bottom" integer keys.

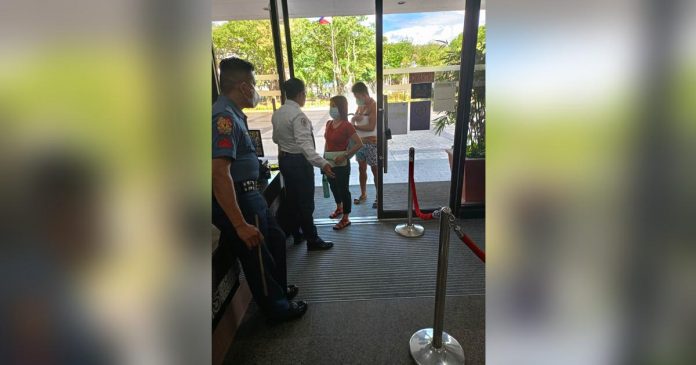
[
  {"left": 216, "top": 116, "right": 233, "bottom": 135},
  {"left": 217, "top": 136, "right": 233, "bottom": 148},
  {"left": 300, "top": 117, "right": 308, "bottom": 127}
]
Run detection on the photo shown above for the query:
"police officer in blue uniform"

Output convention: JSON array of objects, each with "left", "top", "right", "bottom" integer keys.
[{"left": 212, "top": 57, "right": 306, "bottom": 321}]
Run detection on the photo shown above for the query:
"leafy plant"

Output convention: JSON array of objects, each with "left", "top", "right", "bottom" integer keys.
[{"left": 432, "top": 25, "right": 485, "bottom": 158}]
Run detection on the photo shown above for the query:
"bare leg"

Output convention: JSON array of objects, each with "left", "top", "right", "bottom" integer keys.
[
  {"left": 358, "top": 160, "right": 368, "bottom": 199},
  {"left": 371, "top": 165, "right": 379, "bottom": 203}
]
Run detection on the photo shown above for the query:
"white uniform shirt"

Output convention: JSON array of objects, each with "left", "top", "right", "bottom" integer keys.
[{"left": 272, "top": 99, "right": 328, "bottom": 168}]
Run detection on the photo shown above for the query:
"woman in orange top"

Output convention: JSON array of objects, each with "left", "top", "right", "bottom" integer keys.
[{"left": 324, "top": 95, "right": 363, "bottom": 230}]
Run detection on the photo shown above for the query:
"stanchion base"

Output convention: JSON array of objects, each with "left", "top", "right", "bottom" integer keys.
[
  {"left": 395, "top": 223, "right": 425, "bottom": 237},
  {"left": 409, "top": 328, "right": 465, "bottom": 365}
]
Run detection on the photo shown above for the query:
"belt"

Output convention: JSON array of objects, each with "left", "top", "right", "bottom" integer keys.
[
  {"left": 278, "top": 151, "right": 304, "bottom": 157},
  {"left": 235, "top": 179, "right": 259, "bottom": 193}
]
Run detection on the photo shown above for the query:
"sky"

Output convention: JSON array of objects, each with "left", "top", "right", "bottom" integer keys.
[
  {"left": 302, "top": 11, "right": 485, "bottom": 45},
  {"left": 214, "top": 10, "right": 486, "bottom": 46},
  {"left": 371, "top": 11, "right": 485, "bottom": 45}
]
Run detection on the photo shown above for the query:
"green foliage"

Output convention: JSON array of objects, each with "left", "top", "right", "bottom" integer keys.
[
  {"left": 433, "top": 112, "right": 456, "bottom": 136},
  {"left": 212, "top": 19, "right": 485, "bottom": 156},
  {"left": 414, "top": 44, "right": 447, "bottom": 67},
  {"left": 290, "top": 16, "right": 375, "bottom": 96},
  {"left": 384, "top": 40, "right": 415, "bottom": 68},
  {"left": 467, "top": 142, "right": 486, "bottom": 158},
  {"left": 212, "top": 20, "right": 276, "bottom": 74},
  {"left": 432, "top": 25, "right": 486, "bottom": 158}
]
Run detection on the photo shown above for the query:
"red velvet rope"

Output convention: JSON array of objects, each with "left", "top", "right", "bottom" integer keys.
[
  {"left": 409, "top": 158, "right": 434, "bottom": 220},
  {"left": 409, "top": 150, "right": 485, "bottom": 262},
  {"left": 457, "top": 232, "right": 486, "bottom": 262}
]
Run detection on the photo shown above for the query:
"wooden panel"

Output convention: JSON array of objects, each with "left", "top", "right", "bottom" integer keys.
[
  {"left": 212, "top": 279, "right": 251, "bottom": 365},
  {"left": 409, "top": 72, "right": 435, "bottom": 84}
]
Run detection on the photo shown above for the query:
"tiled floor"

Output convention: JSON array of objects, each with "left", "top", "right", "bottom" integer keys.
[{"left": 247, "top": 109, "right": 455, "bottom": 187}]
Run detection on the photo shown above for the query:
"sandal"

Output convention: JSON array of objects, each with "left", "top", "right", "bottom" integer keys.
[
  {"left": 329, "top": 208, "right": 343, "bottom": 219},
  {"left": 353, "top": 195, "right": 367, "bottom": 205},
  {"left": 333, "top": 220, "right": 351, "bottom": 230}
]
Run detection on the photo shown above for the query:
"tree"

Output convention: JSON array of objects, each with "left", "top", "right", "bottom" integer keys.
[
  {"left": 212, "top": 21, "right": 276, "bottom": 74},
  {"left": 413, "top": 43, "right": 447, "bottom": 67},
  {"left": 384, "top": 40, "right": 415, "bottom": 68},
  {"left": 290, "top": 16, "right": 375, "bottom": 95}
]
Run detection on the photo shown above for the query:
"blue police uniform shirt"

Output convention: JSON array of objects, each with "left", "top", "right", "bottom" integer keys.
[{"left": 212, "top": 96, "right": 259, "bottom": 181}]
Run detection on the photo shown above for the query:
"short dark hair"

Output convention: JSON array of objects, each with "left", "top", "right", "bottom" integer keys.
[
  {"left": 351, "top": 82, "right": 369, "bottom": 95},
  {"left": 219, "top": 57, "right": 255, "bottom": 94},
  {"left": 283, "top": 78, "right": 305, "bottom": 99},
  {"left": 330, "top": 95, "right": 349, "bottom": 120}
]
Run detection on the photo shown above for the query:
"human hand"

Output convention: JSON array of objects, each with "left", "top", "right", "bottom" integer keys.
[
  {"left": 322, "top": 163, "right": 336, "bottom": 178},
  {"left": 235, "top": 222, "right": 264, "bottom": 249},
  {"left": 334, "top": 154, "right": 346, "bottom": 165}
]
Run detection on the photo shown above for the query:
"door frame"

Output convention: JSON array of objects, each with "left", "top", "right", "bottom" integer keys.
[{"left": 375, "top": 0, "right": 483, "bottom": 219}]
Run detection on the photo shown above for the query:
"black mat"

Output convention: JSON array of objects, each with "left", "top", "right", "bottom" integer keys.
[
  {"left": 314, "top": 181, "right": 452, "bottom": 219},
  {"left": 226, "top": 295, "right": 484, "bottom": 364},
  {"left": 225, "top": 219, "right": 485, "bottom": 364}
]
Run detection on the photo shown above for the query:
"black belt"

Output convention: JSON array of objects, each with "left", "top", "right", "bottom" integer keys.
[
  {"left": 235, "top": 180, "right": 259, "bottom": 193},
  {"left": 278, "top": 151, "right": 304, "bottom": 158}
]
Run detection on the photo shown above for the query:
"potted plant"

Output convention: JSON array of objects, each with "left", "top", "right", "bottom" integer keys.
[{"left": 434, "top": 26, "right": 485, "bottom": 203}]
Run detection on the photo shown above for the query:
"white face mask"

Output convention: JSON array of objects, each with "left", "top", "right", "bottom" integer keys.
[
  {"left": 251, "top": 87, "right": 261, "bottom": 108},
  {"left": 244, "top": 82, "right": 261, "bottom": 108},
  {"left": 329, "top": 107, "right": 341, "bottom": 120}
]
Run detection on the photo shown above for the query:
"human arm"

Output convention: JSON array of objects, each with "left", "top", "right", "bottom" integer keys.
[
  {"left": 212, "top": 114, "right": 263, "bottom": 248},
  {"left": 333, "top": 129, "right": 363, "bottom": 165},
  {"left": 212, "top": 158, "right": 263, "bottom": 249},
  {"left": 271, "top": 113, "right": 279, "bottom": 144},
  {"left": 291, "top": 113, "right": 335, "bottom": 177},
  {"left": 352, "top": 102, "right": 377, "bottom": 132}
]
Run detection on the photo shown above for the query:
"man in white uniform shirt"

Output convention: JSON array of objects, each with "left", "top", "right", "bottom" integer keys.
[{"left": 272, "top": 78, "right": 335, "bottom": 251}]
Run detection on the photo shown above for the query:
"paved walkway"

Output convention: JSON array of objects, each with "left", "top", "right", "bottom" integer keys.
[{"left": 247, "top": 110, "right": 455, "bottom": 187}]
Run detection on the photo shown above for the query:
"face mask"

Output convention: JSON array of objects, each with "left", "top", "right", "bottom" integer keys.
[
  {"left": 244, "top": 82, "right": 261, "bottom": 108},
  {"left": 329, "top": 107, "right": 341, "bottom": 120},
  {"left": 356, "top": 97, "right": 365, "bottom": 106},
  {"left": 251, "top": 88, "right": 261, "bottom": 107}
]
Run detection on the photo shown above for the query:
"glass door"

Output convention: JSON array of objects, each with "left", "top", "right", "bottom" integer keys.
[{"left": 377, "top": 1, "right": 475, "bottom": 218}]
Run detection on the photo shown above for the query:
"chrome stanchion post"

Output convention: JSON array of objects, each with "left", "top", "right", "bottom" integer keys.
[
  {"left": 395, "top": 147, "right": 425, "bottom": 237},
  {"left": 409, "top": 207, "right": 465, "bottom": 365}
]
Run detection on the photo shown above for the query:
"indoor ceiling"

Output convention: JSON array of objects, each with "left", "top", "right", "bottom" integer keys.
[{"left": 212, "top": 0, "right": 485, "bottom": 22}]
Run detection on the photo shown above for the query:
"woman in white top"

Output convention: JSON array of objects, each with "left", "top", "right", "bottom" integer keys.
[{"left": 350, "top": 82, "right": 379, "bottom": 209}]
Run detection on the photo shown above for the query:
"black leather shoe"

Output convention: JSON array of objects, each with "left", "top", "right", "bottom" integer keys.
[
  {"left": 284, "top": 300, "right": 308, "bottom": 321},
  {"left": 307, "top": 239, "right": 334, "bottom": 251},
  {"left": 267, "top": 300, "right": 308, "bottom": 323},
  {"left": 286, "top": 285, "right": 299, "bottom": 300}
]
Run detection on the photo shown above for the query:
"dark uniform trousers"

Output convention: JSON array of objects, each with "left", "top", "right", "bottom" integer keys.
[
  {"left": 212, "top": 190, "right": 289, "bottom": 317},
  {"left": 278, "top": 153, "right": 319, "bottom": 242}
]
